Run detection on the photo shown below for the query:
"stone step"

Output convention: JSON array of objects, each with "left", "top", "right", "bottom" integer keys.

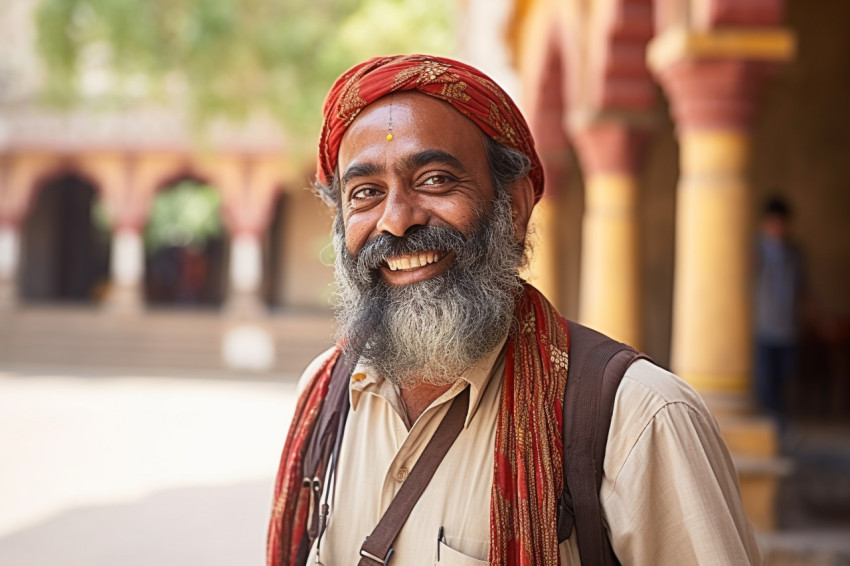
[
  {"left": 761, "top": 530, "right": 850, "bottom": 566},
  {"left": 713, "top": 414, "right": 792, "bottom": 532},
  {"left": 0, "top": 308, "right": 335, "bottom": 374},
  {"left": 720, "top": 414, "right": 780, "bottom": 458}
]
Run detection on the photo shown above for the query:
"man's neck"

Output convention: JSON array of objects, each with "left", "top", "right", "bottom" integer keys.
[{"left": 400, "top": 382, "right": 455, "bottom": 427}]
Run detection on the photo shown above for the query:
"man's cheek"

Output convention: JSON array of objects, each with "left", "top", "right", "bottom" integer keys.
[
  {"left": 344, "top": 234, "right": 364, "bottom": 259},
  {"left": 344, "top": 218, "right": 374, "bottom": 257}
]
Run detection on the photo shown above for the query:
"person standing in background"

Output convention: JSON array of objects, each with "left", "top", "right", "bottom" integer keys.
[{"left": 755, "top": 196, "right": 806, "bottom": 436}]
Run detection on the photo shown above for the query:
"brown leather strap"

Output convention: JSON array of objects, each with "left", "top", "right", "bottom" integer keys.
[
  {"left": 296, "top": 351, "right": 354, "bottom": 565},
  {"left": 559, "top": 321, "right": 648, "bottom": 566},
  {"left": 358, "top": 386, "right": 470, "bottom": 565}
]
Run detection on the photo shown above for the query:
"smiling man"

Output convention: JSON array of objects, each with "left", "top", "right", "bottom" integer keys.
[{"left": 268, "top": 55, "right": 759, "bottom": 566}]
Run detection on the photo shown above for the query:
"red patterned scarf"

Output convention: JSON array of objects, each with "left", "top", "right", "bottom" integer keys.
[{"left": 267, "top": 284, "right": 569, "bottom": 565}]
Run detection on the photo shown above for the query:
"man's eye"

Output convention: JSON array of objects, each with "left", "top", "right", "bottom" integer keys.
[
  {"left": 421, "top": 174, "right": 453, "bottom": 186},
  {"left": 351, "top": 187, "right": 380, "bottom": 201}
]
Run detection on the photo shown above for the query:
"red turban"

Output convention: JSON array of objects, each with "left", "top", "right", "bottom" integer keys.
[{"left": 317, "top": 54, "right": 544, "bottom": 202}]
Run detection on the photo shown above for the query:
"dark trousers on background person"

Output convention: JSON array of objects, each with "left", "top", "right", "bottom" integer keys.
[{"left": 755, "top": 339, "right": 797, "bottom": 435}]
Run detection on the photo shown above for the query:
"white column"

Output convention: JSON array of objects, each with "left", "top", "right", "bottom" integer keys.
[
  {"left": 112, "top": 229, "right": 144, "bottom": 286},
  {"left": 227, "top": 232, "right": 265, "bottom": 317},
  {"left": 230, "top": 233, "right": 262, "bottom": 293},
  {"left": 0, "top": 224, "right": 20, "bottom": 309},
  {"left": 106, "top": 228, "right": 144, "bottom": 314}
]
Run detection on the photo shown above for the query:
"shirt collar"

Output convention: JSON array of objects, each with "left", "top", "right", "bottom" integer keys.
[{"left": 348, "top": 334, "right": 508, "bottom": 428}]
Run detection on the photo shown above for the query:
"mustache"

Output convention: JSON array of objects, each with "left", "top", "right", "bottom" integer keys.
[{"left": 350, "top": 225, "right": 468, "bottom": 280}]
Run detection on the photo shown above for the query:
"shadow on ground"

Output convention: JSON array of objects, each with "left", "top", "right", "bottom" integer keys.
[{"left": 0, "top": 479, "right": 273, "bottom": 566}]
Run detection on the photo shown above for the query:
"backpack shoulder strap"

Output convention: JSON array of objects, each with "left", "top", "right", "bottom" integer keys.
[
  {"left": 295, "top": 350, "right": 355, "bottom": 566},
  {"left": 557, "top": 320, "right": 649, "bottom": 566},
  {"left": 302, "top": 350, "right": 354, "bottom": 479}
]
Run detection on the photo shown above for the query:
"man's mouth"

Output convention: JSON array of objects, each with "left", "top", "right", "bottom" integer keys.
[{"left": 385, "top": 251, "right": 445, "bottom": 272}]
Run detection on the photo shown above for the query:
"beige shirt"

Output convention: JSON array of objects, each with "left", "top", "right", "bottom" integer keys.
[{"left": 297, "top": 344, "right": 761, "bottom": 565}]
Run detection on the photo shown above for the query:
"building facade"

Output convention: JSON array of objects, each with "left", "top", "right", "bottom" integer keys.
[{"left": 0, "top": 0, "right": 337, "bottom": 373}]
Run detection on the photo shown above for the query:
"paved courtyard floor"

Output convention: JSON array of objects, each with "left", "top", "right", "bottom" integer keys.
[
  {"left": 3, "top": 364, "right": 850, "bottom": 565},
  {"left": 0, "top": 365, "right": 299, "bottom": 566}
]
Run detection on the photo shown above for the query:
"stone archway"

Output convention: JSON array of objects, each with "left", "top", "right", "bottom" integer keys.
[
  {"left": 263, "top": 190, "right": 285, "bottom": 309},
  {"left": 143, "top": 177, "right": 228, "bottom": 308},
  {"left": 19, "top": 172, "right": 110, "bottom": 303}
]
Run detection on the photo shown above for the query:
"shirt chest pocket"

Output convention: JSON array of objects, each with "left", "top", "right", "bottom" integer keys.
[{"left": 435, "top": 539, "right": 488, "bottom": 566}]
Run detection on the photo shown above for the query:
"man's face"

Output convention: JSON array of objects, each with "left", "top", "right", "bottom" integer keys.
[
  {"left": 331, "top": 93, "right": 528, "bottom": 387},
  {"left": 762, "top": 215, "right": 789, "bottom": 241},
  {"left": 337, "top": 92, "right": 496, "bottom": 287}
]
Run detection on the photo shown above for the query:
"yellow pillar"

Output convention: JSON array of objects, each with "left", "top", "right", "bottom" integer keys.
[
  {"left": 672, "top": 131, "right": 752, "bottom": 392},
  {"left": 573, "top": 122, "right": 646, "bottom": 347},
  {"left": 579, "top": 173, "right": 640, "bottom": 346},
  {"left": 650, "top": 31, "right": 796, "bottom": 533},
  {"left": 648, "top": 27, "right": 795, "bottom": 396}
]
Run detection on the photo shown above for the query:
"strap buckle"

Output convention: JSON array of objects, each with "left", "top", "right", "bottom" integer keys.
[{"left": 359, "top": 546, "right": 394, "bottom": 565}]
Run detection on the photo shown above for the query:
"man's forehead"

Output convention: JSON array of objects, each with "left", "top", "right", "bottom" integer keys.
[
  {"left": 338, "top": 92, "right": 487, "bottom": 171},
  {"left": 342, "top": 92, "right": 484, "bottom": 144}
]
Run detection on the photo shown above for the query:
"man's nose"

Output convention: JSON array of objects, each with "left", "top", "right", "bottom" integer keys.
[{"left": 376, "top": 188, "right": 428, "bottom": 237}]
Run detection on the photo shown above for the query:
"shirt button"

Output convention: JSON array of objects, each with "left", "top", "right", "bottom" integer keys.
[
  {"left": 352, "top": 372, "right": 366, "bottom": 382},
  {"left": 395, "top": 467, "right": 408, "bottom": 482}
]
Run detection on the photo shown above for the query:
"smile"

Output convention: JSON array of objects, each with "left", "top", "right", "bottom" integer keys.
[{"left": 385, "top": 252, "right": 445, "bottom": 271}]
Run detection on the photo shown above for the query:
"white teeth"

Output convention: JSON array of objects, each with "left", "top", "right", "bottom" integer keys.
[{"left": 386, "top": 252, "right": 443, "bottom": 271}]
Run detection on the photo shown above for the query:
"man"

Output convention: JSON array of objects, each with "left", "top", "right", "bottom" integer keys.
[
  {"left": 268, "top": 55, "right": 759, "bottom": 565},
  {"left": 754, "top": 196, "right": 806, "bottom": 435}
]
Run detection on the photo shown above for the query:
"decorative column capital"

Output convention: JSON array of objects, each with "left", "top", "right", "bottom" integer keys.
[
  {"left": 222, "top": 214, "right": 266, "bottom": 240},
  {"left": 537, "top": 148, "right": 571, "bottom": 198},
  {"left": 656, "top": 59, "right": 776, "bottom": 132},
  {"left": 220, "top": 188, "right": 277, "bottom": 240},
  {"left": 571, "top": 121, "right": 649, "bottom": 176},
  {"left": 113, "top": 212, "right": 145, "bottom": 233},
  {"left": 0, "top": 215, "right": 22, "bottom": 230},
  {"left": 648, "top": 27, "right": 795, "bottom": 132}
]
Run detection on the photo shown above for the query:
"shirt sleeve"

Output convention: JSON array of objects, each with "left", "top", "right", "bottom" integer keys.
[{"left": 600, "top": 361, "right": 762, "bottom": 565}]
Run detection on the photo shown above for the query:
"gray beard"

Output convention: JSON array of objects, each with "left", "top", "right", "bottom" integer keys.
[{"left": 332, "top": 190, "right": 525, "bottom": 388}]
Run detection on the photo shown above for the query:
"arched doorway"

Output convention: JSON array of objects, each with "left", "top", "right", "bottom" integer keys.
[
  {"left": 19, "top": 173, "right": 110, "bottom": 303},
  {"left": 263, "top": 192, "right": 285, "bottom": 309},
  {"left": 144, "top": 179, "right": 227, "bottom": 308}
]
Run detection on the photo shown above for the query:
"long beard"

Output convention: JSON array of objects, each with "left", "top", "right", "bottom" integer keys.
[{"left": 332, "top": 190, "right": 525, "bottom": 388}]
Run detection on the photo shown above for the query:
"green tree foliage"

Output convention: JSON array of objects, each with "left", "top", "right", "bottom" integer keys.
[
  {"left": 35, "top": 0, "right": 456, "bottom": 138},
  {"left": 144, "top": 180, "right": 223, "bottom": 253}
]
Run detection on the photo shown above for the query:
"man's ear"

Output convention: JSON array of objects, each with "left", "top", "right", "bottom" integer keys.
[{"left": 509, "top": 175, "right": 536, "bottom": 244}]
